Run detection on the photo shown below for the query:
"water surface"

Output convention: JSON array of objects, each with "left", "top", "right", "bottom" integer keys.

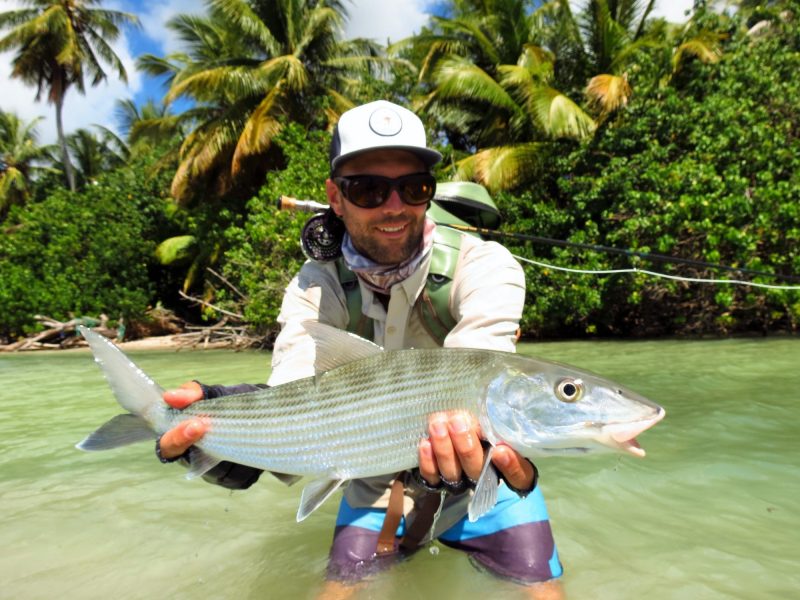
[{"left": 1, "top": 338, "right": 797, "bottom": 599}]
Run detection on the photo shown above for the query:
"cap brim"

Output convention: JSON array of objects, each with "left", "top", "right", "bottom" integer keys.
[{"left": 331, "top": 146, "right": 442, "bottom": 173}]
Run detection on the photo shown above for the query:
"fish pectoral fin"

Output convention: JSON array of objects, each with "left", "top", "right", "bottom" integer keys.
[
  {"left": 76, "top": 414, "right": 155, "bottom": 451},
  {"left": 184, "top": 447, "right": 223, "bottom": 479},
  {"left": 296, "top": 478, "right": 346, "bottom": 522},
  {"left": 301, "top": 321, "right": 384, "bottom": 374},
  {"left": 468, "top": 445, "right": 499, "bottom": 522}
]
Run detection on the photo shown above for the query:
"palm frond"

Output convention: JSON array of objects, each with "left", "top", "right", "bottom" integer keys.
[
  {"left": 210, "top": 0, "right": 282, "bottom": 55},
  {"left": 454, "top": 143, "right": 548, "bottom": 192},
  {"left": 530, "top": 85, "right": 596, "bottom": 139},
  {"left": 585, "top": 72, "right": 632, "bottom": 116},
  {"left": 231, "top": 87, "right": 284, "bottom": 174},
  {"left": 433, "top": 57, "right": 521, "bottom": 114}
]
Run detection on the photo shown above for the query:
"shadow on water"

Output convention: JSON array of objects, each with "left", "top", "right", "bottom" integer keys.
[{"left": 1, "top": 338, "right": 797, "bottom": 599}]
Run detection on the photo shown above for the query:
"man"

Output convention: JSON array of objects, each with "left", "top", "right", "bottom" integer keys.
[{"left": 158, "top": 100, "right": 564, "bottom": 599}]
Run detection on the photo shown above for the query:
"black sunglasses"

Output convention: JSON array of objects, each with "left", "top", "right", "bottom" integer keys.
[{"left": 333, "top": 173, "right": 436, "bottom": 209}]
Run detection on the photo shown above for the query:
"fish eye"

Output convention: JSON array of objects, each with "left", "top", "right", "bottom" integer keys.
[{"left": 556, "top": 378, "right": 584, "bottom": 403}]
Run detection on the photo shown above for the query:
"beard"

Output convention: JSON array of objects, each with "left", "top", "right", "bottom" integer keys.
[{"left": 342, "top": 212, "right": 426, "bottom": 265}]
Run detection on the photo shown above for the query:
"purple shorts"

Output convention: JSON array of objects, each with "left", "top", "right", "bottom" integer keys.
[{"left": 326, "top": 484, "right": 562, "bottom": 584}]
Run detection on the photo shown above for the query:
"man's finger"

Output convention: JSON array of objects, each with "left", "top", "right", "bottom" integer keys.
[
  {"left": 447, "top": 412, "right": 483, "bottom": 482},
  {"left": 428, "top": 413, "right": 461, "bottom": 483},
  {"left": 417, "top": 438, "right": 440, "bottom": 485},
  {"left": 492, "top": 444, "right": 536, "bottom": 492},
  {"left": 163, "top": 381, "right": 203, "bottom": 409},
  {"left": 159, "top": 419, "right": 207, "bottom": 459}
]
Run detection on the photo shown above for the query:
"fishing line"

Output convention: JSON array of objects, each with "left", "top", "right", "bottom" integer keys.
[
  {"left": 447, "top": 224, "right": 800, "bottom": 290},
  {"left": 276, "top": 197, "right": 800, "bottom": 290},
  {"left": 513, "top": 255, "right": 800, "bottom": 290}
]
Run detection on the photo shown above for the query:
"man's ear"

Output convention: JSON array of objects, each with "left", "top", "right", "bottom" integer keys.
[{"left": 326, "top": 179, "right": 343, "bottom": 216}]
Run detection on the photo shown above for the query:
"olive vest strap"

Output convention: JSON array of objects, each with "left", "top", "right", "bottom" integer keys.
[
  {"left": 335, "top": 257, "right": 373, "bottom": 339},
  {"left": 417, "top": 227, "right": 461, "bottom": 344},
  {"left": 336, "top": 227, "right": 464, "bottom": 344}
]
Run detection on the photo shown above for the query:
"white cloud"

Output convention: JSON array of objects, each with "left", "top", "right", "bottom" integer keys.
[
  {"left": 650, "top": 1, "right": 695, "bottom": 23},
  {"left": 342, "top": 0, "right": 431, "bottom": 44},
  {"left": 569, "top": 0, "right": 695, "bottom": 23}
]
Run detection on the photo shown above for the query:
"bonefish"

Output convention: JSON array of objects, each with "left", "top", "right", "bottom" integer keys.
[{"left": 77, "top": 322, "right": 665, "bottom": 522}]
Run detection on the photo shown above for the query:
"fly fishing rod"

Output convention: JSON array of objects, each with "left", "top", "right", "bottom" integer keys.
[{"left": 276, "top": 196, "right": 800, "bottom": 289}]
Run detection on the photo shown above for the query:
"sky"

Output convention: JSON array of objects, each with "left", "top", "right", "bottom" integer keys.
[{"left": 0, "top": 0, "right": 695, "bottom": 146}]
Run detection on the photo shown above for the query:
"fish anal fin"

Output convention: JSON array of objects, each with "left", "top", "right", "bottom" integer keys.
[
  {"left": 271, "top": 472, "right": 302, "bottom": 487},
  {"left": 468, "top": 445, "right": 499, "bottom": 522},
  {"left": 296, "top": 478, "right": 346, "bottom": 522},
  {"left": 76, "top": 414, "right": 154, "bottom": 451}
]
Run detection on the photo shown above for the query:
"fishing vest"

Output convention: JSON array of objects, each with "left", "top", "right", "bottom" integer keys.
[{"left": 335, "top": 226, "right": 465, "bottom": 345}]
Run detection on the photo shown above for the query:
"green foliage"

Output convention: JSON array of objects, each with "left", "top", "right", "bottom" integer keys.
[
  {"left": 502, "top": 4, "right": 800, "bottom": 337},
  {"left": 4, "top": 1, "right": 800, "bottom": 341},
  {"left": 0, "top": 154, "right": 176, "bottom": 340},
  {"left": 218, "top": 122, "right": 330, "bottom": 335},
  {"left": 0, "top": 110, "right": 56, "bottom": 217}
]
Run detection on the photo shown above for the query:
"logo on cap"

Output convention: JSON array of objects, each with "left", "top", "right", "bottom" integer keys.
[{"left": 369, "top": 107, "right": 402, "bottom": 137}]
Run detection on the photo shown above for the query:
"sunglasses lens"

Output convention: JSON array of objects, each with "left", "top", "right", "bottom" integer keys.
[
  {"left": 340, "top": 176, "right": 388, "bottom": 208},
  {"left": 337, "top": 174, "right": 435, "bottom": 208},
  {"left": 399, "top": 175, "right": 435, "bottom": 205}
]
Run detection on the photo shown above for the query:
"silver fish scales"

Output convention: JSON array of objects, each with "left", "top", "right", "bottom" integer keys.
[
  {"left": 77, "top": 321, "right": 664, "bottom": 522},
  {"left": 183, "top": 349, "right": 490, "bottom": 479}
]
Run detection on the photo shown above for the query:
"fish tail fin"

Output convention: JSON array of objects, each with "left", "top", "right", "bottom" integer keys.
[
  {"left": 76, "top": 414, "right": 155, "bottom": 451},
  {"left": 78, "top": 326, "right": 164, "bottom": 436}
]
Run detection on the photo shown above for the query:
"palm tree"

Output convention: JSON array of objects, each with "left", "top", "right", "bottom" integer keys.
[
  {"left": 394, "top": 0, "right": 597, "bottom": 190},
  {"left": 63, "top": 127, "right": 128, "bottom": 187},
  {"left": 0, "top": 0, "right": 138, "bottom": 192},
  {"left": 0, "top": 110, "right": 56, "bottom": 217},
  {"left": 525, "top": 0, "right": 660, "bottom": 118},
  {"left": 138, "top": 0, "right": 390, "bottom": 205},
  {"left": 397, "top": 0, "right": 723, "bottom": 191},
  {"left": 115, "top": 98, "right": 183, "bottom": 154}
]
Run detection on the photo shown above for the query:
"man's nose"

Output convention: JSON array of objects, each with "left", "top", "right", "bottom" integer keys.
[{"left": 382, "top": 187, "right": 405, "bottom": 212}]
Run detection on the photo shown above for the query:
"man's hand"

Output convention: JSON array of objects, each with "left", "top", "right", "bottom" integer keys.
[
  {"left": 418, "top": 412, "right": 536, "bottom": 493},
  {"left": 158, "top": 381, "right": 208, "bottom": 460}
]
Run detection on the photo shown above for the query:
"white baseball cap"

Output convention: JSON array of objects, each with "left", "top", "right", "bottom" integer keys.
[{"left": 329, "top": 100, "right": 442, "bottom": 174}]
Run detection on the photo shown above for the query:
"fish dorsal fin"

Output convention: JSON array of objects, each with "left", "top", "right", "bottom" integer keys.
[
  {"left": 468, "top": 444, "right": 499, "bottom": 522},
  {"left": 296, "top": 478, "right": 346, "bottom": 522},
  {"left": 301, "top": 321, "right": 383, "bottom": 373}
]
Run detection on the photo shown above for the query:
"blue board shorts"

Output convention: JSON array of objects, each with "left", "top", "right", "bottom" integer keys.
[{"left": 326, "top": 484, "right": 563, "bottom": 584}]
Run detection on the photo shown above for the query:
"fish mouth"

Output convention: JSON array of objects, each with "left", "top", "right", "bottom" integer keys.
[{"left": 606, "top": 407, "right": 666, "bottom": 458}]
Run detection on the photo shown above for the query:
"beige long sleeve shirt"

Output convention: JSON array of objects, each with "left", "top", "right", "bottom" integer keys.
[{"left": 267, "top": 228, "right": 525, "bottom": 535}]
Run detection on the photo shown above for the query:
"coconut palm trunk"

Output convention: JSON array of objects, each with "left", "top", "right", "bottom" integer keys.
[{"left": 54, "top": 84, "right": 76, "bottom": 192}]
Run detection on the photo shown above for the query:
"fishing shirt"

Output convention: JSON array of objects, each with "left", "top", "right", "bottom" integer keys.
[{"left": 268, "top": 226, "right": 526, "bottom": 537}]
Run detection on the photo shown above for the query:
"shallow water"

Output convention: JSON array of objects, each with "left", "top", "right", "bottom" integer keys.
[{"left": 0, "top": 338, "right": 797, "bottom": 599}]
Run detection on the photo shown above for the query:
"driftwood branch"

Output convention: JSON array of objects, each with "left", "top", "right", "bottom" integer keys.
[
  {"left": 2, "top": 307, "right": 267, "bottom": 352},
  {"left": 171, "top": 319, "right": 263, "bottom": 350},
  {"left": 178, "top": 291, "right": 245, "bottom": 320},
  {"left": 0, "top": 315, "right": 119, "bottom": 352},
  {"left": 206, "top": 267, "right": 248, "bottom": 300}
]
